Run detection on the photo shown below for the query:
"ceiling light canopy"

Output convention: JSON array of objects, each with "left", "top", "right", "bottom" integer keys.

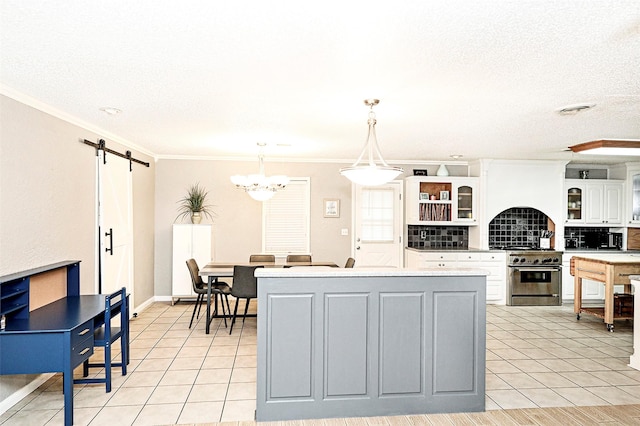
[
  {"left": 340, "top": 99, "right": 403, "bottom": 186},
  {"left": 230, "top": 143, "right": 289, "bottom": 201},
  {"left": 557, "top": 103, "right": 596, "bottom": 115},
  {"left": 569, "top": 139, "right": 640, "bottom": 156},
  {"left": 99, "top": 107, "right": 122, "bottom": 115}
]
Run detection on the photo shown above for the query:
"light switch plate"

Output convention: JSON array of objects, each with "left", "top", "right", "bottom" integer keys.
[{"left": 341, "top": 228, "right": 349, "bottom": 236}]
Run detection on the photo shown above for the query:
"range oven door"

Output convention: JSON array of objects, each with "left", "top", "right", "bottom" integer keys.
[{"left": 508, "top": 267, "right": 562, "bottom": 306}]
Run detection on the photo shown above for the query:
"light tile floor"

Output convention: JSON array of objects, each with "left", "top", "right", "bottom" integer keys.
[{"left": 1, "top": 301, "right": 640, "bottom": 425}]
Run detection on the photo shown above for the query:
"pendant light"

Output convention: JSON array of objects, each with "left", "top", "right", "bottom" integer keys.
[
  {"left": 340, "top": 99, "right": 403, "bottom": 186},
  {"left": 230, "top": 143, "right": 289, "bottom": 201}
]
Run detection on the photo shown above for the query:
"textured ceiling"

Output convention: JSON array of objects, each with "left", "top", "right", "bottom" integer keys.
[{"left": 1, "top": 0, "right": 639, "bottom": 164}]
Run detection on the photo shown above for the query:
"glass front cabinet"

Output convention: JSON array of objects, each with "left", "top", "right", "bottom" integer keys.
[
  {"left": 631, "top": 171, "right": 640, "bottom": 225},
  {"left": 565, "top": 183, "right": 584, "bottom": 223},
  {"left": 565, "top": 179, "right": 623, "bottom": 225},
  {"left": 405, "top": 176, "right": 478, "bottom": 225}
]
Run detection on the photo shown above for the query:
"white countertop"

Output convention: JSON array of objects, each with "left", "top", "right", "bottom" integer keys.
[{"left": 255, "top": 266, "right": 489, "bottom": 278}]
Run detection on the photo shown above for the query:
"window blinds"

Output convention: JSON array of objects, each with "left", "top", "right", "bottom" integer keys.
[{"left": 263, "top": 178, "right": 310, "bottom": 255}]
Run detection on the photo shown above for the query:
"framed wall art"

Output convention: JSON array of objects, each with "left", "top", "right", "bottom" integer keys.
[{"left": 324, "top": 199, "right": 340, "bottom": 218}]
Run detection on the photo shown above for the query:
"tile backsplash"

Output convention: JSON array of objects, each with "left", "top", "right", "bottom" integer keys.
[
  {"left": 488, "top": 207, "right": 550, "bottom": 249},
  {"left": 407, "top": 225, "right": 468, "bottom": 249}
]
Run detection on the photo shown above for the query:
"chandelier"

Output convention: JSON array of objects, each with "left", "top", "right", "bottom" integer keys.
[
  {"left": 340, "top": 99, "right": 404, "bottom": 186},
  {"left": 230, "top": 143, "right": 289, "bottom": 201}
]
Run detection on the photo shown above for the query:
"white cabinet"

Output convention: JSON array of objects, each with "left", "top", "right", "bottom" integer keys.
[
  {"left": 628, "top": 167, "right": 640, "bottom": 226},
  {"left": 405, "top": 250, "right": 505, "bottom": 304},
  {"left": 405, "top": 176, "right": 478, "bottom": 225},
  {"left": 585, "top": 183, "right": 623, "bottom": 225},
  {"left": 172, "top": 224, "right": 212, "bottom": 302},
  {"left": 564, "top": 180, "right": 623, "bottom": 225},
  {"left": 565, "top": 182, "right": 585, "bottom": 223}
]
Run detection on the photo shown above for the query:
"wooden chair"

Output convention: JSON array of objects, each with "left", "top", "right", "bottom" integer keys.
[
  {"left": 186, "top": 259, "right": 231, "bottom": 329},
  {"left": 345, "top": 257, "right": 355, "bottom": 268},
  {"left": 74, "top": 287, "right": 128, "bottom": 393},
  {"left": 286, "top": 254, "right": 312, "bottom": 263},
  {"left": 229, "top": 265, "right": 262, "bottom": 334},
  {"left": 249, "top": 254, "right": 275, "bottom": 262}
]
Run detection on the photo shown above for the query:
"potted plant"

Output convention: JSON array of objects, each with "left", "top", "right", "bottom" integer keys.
[{"left": 176, "top": 183, "right": 215, "bottom": 224}]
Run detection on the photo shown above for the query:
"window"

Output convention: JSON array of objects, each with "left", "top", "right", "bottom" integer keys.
[
  {"left": 262, "top": 178, "right": 310, "bottom": 256},
  {"left": 360, "top": 187, "right": 395, "bottom": 242}
]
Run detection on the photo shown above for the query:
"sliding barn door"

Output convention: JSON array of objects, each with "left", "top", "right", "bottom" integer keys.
[{"left": 97, "top": 151, "right": 134, "bottom": 308}]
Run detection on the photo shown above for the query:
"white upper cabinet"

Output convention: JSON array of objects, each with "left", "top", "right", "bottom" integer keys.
[
  {"left": 585, "top": 183, "right": 623, "bottom": 225},
  {"left": 565, "top": 182, "right": 585, "bottom": 223},
  {"left": 627, "top": 165, "right": 640, "bottom": 227},
  {"left": 564, "top": 179, "right": 623, "bottom": 226},
  {"left": 405, "top": 176, "right": 478, "bottom": 225}
]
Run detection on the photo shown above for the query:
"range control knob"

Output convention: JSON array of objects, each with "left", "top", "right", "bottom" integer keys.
[
  {"left": 532, "top": 259, "right": 540, "bottom": 264},
  {"left": 553, "top": 257, "right": 560, "bottom": 262}
]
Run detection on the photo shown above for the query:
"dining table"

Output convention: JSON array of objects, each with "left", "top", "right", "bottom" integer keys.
[{"left": 199, "top": 260, "right": 338, "bottom": 334}]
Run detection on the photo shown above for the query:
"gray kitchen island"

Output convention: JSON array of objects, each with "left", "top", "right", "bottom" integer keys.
[{"left": 255, "top": 266, "right": 487, "bottom": 421}]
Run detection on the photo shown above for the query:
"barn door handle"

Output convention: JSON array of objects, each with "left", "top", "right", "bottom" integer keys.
[{"left": 105, "top": 228, "right": 113, "bottom": 255}]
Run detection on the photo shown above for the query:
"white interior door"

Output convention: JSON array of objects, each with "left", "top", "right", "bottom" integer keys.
[
  {"left": 98, "top": 151, "right": 134, "bottom": 308},
  {"left": 353, "top": 181, "right": 403, "bottom": 267}
]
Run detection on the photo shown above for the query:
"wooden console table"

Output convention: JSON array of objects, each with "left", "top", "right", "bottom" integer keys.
[{"left": 572, "top": 254, "right": 640, "bottom": 332}]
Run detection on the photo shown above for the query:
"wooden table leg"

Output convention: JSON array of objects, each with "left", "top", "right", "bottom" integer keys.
[
  {"left": 574, "top": 268, "right": 582, "bottom": 319},
  {"left": 604, "top": 264, "right": 615, "bottom": 330}
]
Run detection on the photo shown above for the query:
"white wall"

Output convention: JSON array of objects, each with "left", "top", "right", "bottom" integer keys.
[
  {"left": 0, "top": 94, "right": 155, "bottom": 404},
  {"left": 154, "top": 159, "right": 355, "bottom": 297},
  {"left": 479, "top": 159, "right": 568, "bottom": 248}
]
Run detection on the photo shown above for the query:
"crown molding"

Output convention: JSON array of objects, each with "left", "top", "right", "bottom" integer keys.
[{"left": 0, "top": 84, "right": 156, "bottom": 160}]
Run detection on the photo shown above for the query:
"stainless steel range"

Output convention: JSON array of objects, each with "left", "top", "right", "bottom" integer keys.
[{"left": 507, "top": 250, "right": 562, "bottom": 306}]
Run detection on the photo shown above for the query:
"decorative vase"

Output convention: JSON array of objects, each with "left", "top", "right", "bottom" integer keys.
[
  {"left": 436, "top": 164, "right": 449, "bottom": 176},
  {"left": 191, "top": 212, "right": 202, "bottom": 224}
]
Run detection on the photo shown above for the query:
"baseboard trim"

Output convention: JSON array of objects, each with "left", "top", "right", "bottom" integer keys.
[{"left": 0, "top": 373, "right": 54, "bottom": 416}]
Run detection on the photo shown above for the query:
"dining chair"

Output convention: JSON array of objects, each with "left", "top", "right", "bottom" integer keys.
[
  {"left": 249, "top": 254, "right": 275, "bottom": 262},
  {"left": 229, "top": 265, "right": 263, "bottom": 334},
  {"left": 286, "top": 254, "right": 312, "bottom": 263},
  {"left": 74, "top": 287, "right": 128, "bottom": 393},
  {"left": 186, "top": 258, "right": 231, "bottom": 329},
  {"left": 345, "top": 257, "right": 355, "bottom": 268}
]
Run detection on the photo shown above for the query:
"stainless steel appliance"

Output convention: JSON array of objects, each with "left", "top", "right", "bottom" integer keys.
[
  {"left": 507, "top": 250, "right": 562, "bottom": 306},
  {"left": 584, "top": 232, "right": 622, "bottom": 249}
]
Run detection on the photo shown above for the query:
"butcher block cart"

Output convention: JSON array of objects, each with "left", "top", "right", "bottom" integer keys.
[{"left": 572, "top": 254, "right": 640, "bottom": 331}]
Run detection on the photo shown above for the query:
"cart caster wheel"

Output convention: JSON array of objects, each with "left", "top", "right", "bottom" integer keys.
[
  {"left": 576, "top": 314, "right": 581, "bottom": 320},
  {"left": 607, "top": 324, "right": 614, "bottom": 332}
]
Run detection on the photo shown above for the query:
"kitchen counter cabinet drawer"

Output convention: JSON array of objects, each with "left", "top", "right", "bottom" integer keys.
[
  {"left": 405, "top": 249, "right": 507, "bottom": 304},
  {"left": 458, "top": 253, "right": 483, "bottom": 262},
  {"left": 482, "top": 253, "right": 505, "bottom": 262},
  {"left": 420, "top": 252, "right": 459, "bottom": 261}
]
